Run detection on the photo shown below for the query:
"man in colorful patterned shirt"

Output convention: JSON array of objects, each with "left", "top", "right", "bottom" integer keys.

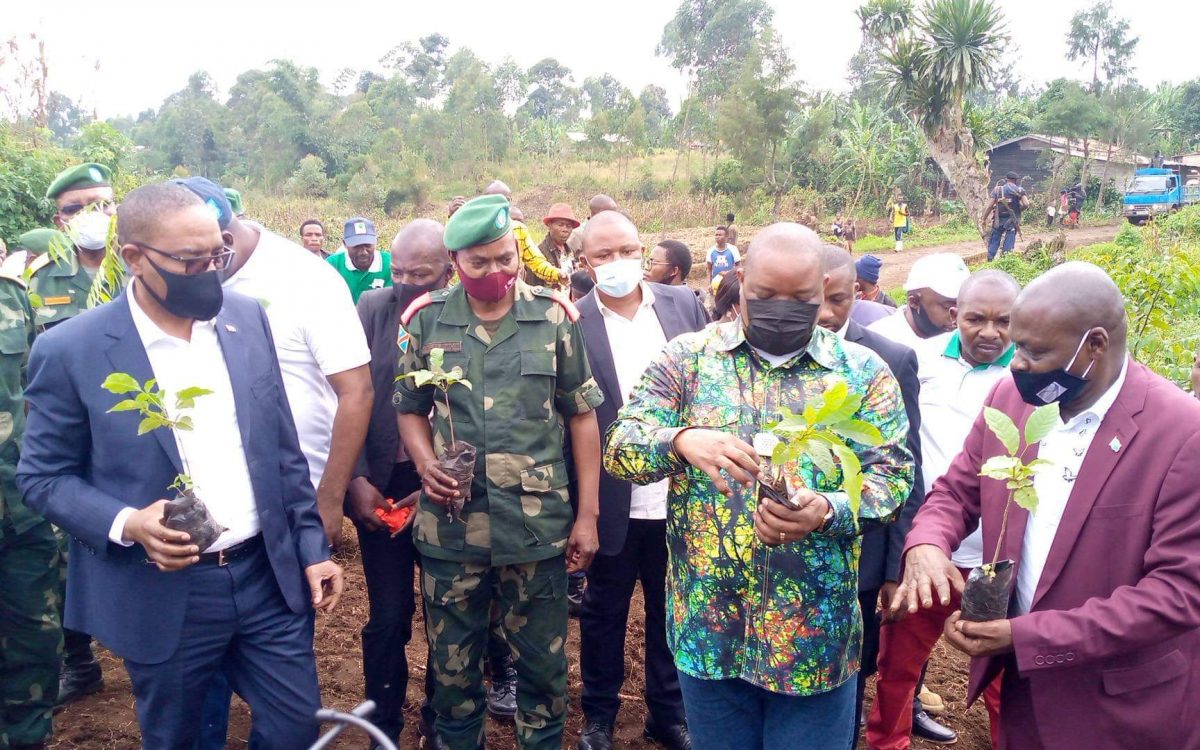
[{"left": 604, "top": 223, "right": 913, "bottom": 749}]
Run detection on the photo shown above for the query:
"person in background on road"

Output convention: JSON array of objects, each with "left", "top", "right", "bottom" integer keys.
[
  {"left": 705, "top": 226, "right": 741, "bottom": 281},
  {"left": 18, "top": 183, "right": 343, "bottom": 748},
  {"left": 604, "top": 223, "right": 912, "bottom": 749},
  {"left": 868, "top": 253, "right": 969, "bottom": 351},
  {"left": 173, "top": 177, "right": 372, "bottom": 749},
  {"left": 896, "top": 262, "right": 1200, "bottom": 750},
  {"left": 724, "top": 212, "right": 739, "bottom": 248},
  {"left": 888, "top": 188, "right": 909, "bottom": 253},
  {"left": 396, "top": 195, "right": 604, "bottom": 750},
  {"left": 1066, "top": 184, "right": 1084, "bottom": 227},
  {"left": 867, "top": 270, "right": 1020, "bottom": 750},
  {"left": 817, "top": 245, "right": 926, "bottom": 749},
  {"left": 567, "top": 194, "right": 621, "bottom": 257},
  {"left": 0, "top": 265, "right": 61, "bottom": 750},
  {"left": 643, "top": 239, "right": 693, "bottom": 287},
  {"left": 856, "top": 255, "right": 897, "bottom": 308},
  {"left": 982, "top": 172, "right": 1028, "bottom": 261},
  {"left": 31, "top": 162, "right": 118, "bottom": 710},
  {"left": 1059, "top": 190, "right": 1069, "bottom": 226},
  {"left": 327, "top": 217, "right": 392, "bottom": 303},
  {"left": 1045, "top": 201, "right": 1056, "bottom": 229},
  {"left": 351, "top": 219, "right": 455, "bottom": 748},
  {"left": 574, "top": 212, "right": 706, "bottom": 750},
  {"left": 534, "top": 202, "right": 580, "bottom": 286},
  {"left": 300, "top": 219, "right": 327, "bottom": 257}
]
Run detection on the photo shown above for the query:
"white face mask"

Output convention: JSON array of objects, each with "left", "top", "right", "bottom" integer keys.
[
  {"left": 67, "top": 210, "right": 111, "bottom": 251},
  {"left": 592, "top": 258, "right": 643, "bottom": 298}
]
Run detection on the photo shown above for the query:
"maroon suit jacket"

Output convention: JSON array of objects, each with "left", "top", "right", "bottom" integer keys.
[{"left": 906, "top": 360, "right": 1200, "bottom": 749}]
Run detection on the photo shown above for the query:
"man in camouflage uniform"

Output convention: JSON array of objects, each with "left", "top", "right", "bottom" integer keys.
[
  {"left": 396, "top": 194, "right": 604, "bottom": 750},
  {"left": 0, "top": 271, "right": 61, "bottom": 750},
  {"left": 31, "top": 163, "right": 114, "bottom": 706}
]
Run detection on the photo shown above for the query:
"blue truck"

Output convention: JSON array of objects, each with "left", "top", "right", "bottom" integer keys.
[{"left": 1122, "top": 166, "right": 1200, "bottom": 224}]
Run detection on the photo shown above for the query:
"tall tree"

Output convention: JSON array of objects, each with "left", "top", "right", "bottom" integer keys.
[
  {"left": 520, "top": 58, "right": 578, "bottom": 122},
  {"left": 1066, "top": 1, "right": 1139, "bottom": 95},
  {"left": 871, "top": 0, "right": 1008, "bottom": 228}
]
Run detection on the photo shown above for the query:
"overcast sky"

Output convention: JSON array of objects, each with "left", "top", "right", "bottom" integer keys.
[{"left": 5, "top": 0, "right": 1198, "bottom": 119}]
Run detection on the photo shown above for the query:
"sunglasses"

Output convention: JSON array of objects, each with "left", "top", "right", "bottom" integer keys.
[{"left": 133, "top": 241, "right": 236, "bottom": 275}]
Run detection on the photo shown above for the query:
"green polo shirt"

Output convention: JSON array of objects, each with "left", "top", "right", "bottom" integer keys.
[
  {"left": 326, "top": 249, "right": 392, "bottom": 303},
  {"left": 942, "top": 330, "right": 1015, "bottom": 368}
]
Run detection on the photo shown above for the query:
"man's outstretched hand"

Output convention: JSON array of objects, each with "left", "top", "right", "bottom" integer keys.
[
  {"left": 891, "top": 544, "right": 964, "bottom": 618},
  {"left": 305, "top": 560, "right": 344, "bottom": 613},
  {"left": 671, "top": 428, "right": 759, "bottom": 497}
]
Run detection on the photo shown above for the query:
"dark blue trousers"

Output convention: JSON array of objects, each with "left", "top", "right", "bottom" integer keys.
[{"left": 124, "top": 543, "right": 320, "bottom": 750}]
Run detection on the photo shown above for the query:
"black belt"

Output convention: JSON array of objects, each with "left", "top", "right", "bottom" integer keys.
[{"left": 196, "top": 534, "right": 263, "bottom": 567}]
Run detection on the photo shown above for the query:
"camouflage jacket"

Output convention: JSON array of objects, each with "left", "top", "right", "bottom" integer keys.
[
  {"left": 28, "top": 249, "right": 95, "bottom": 329},
  {"left": 394, "top": 279, "right": 604, "bottom": 565},
  {"left": 0, "top": 274, "right": 36, "bottom": 539}
]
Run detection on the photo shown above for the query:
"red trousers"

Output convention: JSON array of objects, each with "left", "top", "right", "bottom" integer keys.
[{"left": 865, "top": 570, "right": 1002, "bottom": 750}]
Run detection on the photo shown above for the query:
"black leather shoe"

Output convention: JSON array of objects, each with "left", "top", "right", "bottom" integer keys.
[
  {"left": 486, "top": 655, "right": 517, "bottom": 722},
  {"left": 577, "top": 722, "right": 613, "bottom": 750},
  {"left": 418, "top": 716, "right": 448, "bottom": 750},
  {"left": 55, "top": 664, "right": 103, "bottom": 710},
  {"left": 644, "top": 718, "right": 691, "bottom": 750},
  {"left": 568, "top": 575, "right": 586, "bottom": 618},
  {"left": 912, "top": 710, "right": 957, "bottom": 745}
]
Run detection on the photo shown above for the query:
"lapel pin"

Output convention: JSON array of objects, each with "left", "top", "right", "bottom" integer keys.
[
  {"left": 1109, "top": 437, "right": 1121, "bottom": 452},
  {"left": 224, "top": 324, "right": 237, "bottom": 333}
]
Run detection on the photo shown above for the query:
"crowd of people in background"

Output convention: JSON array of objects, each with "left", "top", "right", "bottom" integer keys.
[{"left": 2, "top": 162, "right": 1200, "bottom": 750}]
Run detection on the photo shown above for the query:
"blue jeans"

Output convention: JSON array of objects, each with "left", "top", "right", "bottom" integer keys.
[
  {"left": 987, "top": 225, "right": 1017, "bottom": 260},
  {"left": 678, "top": 672, "right": 856, "bottom": 750}
]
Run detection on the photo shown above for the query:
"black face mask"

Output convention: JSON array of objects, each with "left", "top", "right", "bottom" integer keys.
[
  {"left": 1012, "top": 332, "right": 1095, "bottom": 406},
  {"left": 911, "top": 302, "right": 947, "bottom": 338},
  {"left": 393, "top": 266, "right": 449, "bottom": 312},
  {"left": 743, "top": 297, "right": 820, "bottom": 356},
  {"left": 143, "top": 255, "right": 224, "bottom": 321}
]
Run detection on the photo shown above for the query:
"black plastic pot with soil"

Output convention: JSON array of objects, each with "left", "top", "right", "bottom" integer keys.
[
  {"left": 163, "top": 488, "right": 227, "bottom": 552},
  {"left": 961, "top": 559, "right": 1015, "bottom": 622}
]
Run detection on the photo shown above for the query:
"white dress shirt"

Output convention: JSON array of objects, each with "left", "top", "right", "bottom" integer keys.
[
  {"left": 867, "top": 306, "right": 925, "bottom": 352},
  {"left": 1014, "top": 358, "right": 1129, "bottom": 614},
  {"left": 916, "top": 332, "right": 1014, "bottom": 568},
  {"left": 109, "top": 285, "right": 261, "bottom": 552},
  {"left": 223, "top": 224, "right": 370, "bottom": 488},
  {"left": 596, "top": 282, "right": 669, "bottom": 519}
]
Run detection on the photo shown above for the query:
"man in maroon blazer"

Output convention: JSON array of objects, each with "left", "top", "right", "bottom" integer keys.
[{"left": 893, "top": 262, "right": 1200, "bottom": 750}]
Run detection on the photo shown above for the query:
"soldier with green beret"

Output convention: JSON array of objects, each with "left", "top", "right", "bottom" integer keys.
[
  {"left": 0, "top": 269, "right": 62, "bottom": 750},
  {"left": 2, "top": 229, "right": 71, "bottom": 277},
  {"left": 31, "top": 163, "right": 112, "bottom": 706},
  {"left": 396, "top": 193, "right": 604, "bottom": 750},
  {"left": 28, "top": 162, "right": 116, "bottom": 331}
]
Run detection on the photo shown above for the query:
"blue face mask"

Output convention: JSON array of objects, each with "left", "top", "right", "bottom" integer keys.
[{"left": 1012, "top": 331, "right": 1095, "bottom": 406}]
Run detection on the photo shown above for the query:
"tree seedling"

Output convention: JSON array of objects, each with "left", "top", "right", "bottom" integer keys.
[
  {"left": 399, "top": 347, "right": 476, "bottom": 522},
  {"left": 961, "top": 401, "right": 1059, "bottom": 621},
  {"left": 102, "top": 373, "right": 226, "bottom": 550}
]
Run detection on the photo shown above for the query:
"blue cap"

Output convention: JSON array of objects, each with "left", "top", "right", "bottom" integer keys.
[
  {"left": 172, "top": 177, "right": 233, "bottom": 230},
  {"left": 856, "top": 254, "right": 883, "bottom": 284},
  {"left": 343, "top": 217, "right": 377, "bottom": 247}
]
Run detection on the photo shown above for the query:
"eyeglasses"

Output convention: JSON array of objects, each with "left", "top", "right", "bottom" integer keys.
[
  {"left": 133, "top": 241, "right": 236, "bottom": 275},
  {"left": 60, "top": 200, "right": 116, "bottom": 217},
  {"left": 643, "top": 259, "right": 673, "bottom": 269}
]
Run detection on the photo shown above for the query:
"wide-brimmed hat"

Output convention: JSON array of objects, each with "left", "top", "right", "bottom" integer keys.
[{"left": 543, "top": 203, "right": 580, "bottom": 228}]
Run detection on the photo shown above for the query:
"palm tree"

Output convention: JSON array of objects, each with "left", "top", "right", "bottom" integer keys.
[{"left": 868, "top": 0, "right": 1007, "bottom": 229}]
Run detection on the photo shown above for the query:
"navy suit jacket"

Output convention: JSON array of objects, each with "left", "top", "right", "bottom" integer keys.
[
  {"left": 577, "top": 283, "right": 709, "bottom": 554},
  {"left": 17, "top": 290, "right": 330, "bottom": 664},
  {"left": 845, "top": 320, "right": 924, "bottom": 591}
]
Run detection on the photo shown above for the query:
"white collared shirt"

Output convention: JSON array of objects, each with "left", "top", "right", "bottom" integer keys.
[
  {"left": 108, "top": 285, "right": 260, "bottom": 552},
  {"left": 223, "top": 224, "right": 369, "bottom": 487},
  {"left": 1014, "top": 358, "right": 1129, "bottom": 614},
  {"left": 596, "top": 282, "right": 669, "bottom": 519},
  {"left": 867, "top": 306, "right": 925, "bottom": 352},
  {"left": 917, "top": 331, "right": 1014, "bottom": 568}
]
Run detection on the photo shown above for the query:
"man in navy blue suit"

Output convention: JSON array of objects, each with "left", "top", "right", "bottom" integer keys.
[{"left": 17, "top": 182, "right": 343, "bottom": 749}]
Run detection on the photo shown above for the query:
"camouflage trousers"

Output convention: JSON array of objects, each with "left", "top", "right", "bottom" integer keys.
[
  {"left": 0, "top": 520, "right": 62, "bottom": 749},
  {"left": 421, "top": 554, "right": 568, "bottom": 750}
]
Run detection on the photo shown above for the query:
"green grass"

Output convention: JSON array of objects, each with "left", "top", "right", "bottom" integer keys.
[{"left": 853, "top": 219, "right": 981, "bottom": 253}]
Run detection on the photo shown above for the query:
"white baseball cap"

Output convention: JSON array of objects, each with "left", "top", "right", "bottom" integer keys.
[{"left": 904, "top": 253, "right": 971, "bottom": 299}]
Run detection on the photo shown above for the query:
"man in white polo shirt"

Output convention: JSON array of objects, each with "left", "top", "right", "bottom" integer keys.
[
  {"left": 867, "top": 270, "right": 1020, "bottom": 750},
  {"left": 868, "top": 253, "right": 969, "bottom": 351}
]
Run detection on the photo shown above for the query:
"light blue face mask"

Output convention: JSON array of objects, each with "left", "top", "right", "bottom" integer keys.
[{"left": 592, "top": 258, "right": 642, "bottom": 298}]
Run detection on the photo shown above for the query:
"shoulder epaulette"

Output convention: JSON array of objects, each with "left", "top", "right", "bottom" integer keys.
[
  {"left": 400, "top": 292, "right": 435, "bottom": 327},
  {"left": 26, "top": 253, "right": 52, "bottom": 276},
  {"left": 0, "top": 271, "right": 26, "bottom": 289},
  {"left": 545, "top": 289, "right": 580, "bottom": 322}
]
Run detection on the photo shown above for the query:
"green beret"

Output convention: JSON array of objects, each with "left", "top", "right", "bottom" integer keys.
[
  {"left": 223, "top": 188, "right": 244, "bottom": 215},
  {"left": 15, "top": 227, "right": 72, "bottom": 256},
  {"left": 444, "top": 194, "right": 511, "bottom": 251},
  {"left": 45, "top": 163, "right": 112, "bottom": 200}
]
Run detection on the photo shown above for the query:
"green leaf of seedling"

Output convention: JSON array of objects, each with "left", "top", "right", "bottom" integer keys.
[
  {"left": 175, "top": 387, "right": 213, "bottom": 411},
  {"left": 1025, "top": 458, "right": 1055, "bottom": 475},
  {"left": 983, "top": 407, "right": 1020, "bottom": 455},
  {"left": 843, "top": 471, "right": 864, "bottom": 517},
  {"left": 428, "top": 347, "right": 445, "bottom": 372},
  {"left": 106, "top": 399, "right": 143, "bottom": 414},
  {"left": 28, "top": 292, "right": 43, "bottom": 309},
  {"left": 821, "top": 392, "right": 864, "bottom": 426},
  {"left": 803, "top": 438, "right": 837, "bottom": 478},
  {"left": 1013, "top": 485, "right": 1039, "bottom": 514},
  {"left": 1023, "top": 402, "right": 1061, "bottom": 446},
  {"left": 771, "top": 442, "right": 791, "bottom": 465},
  {"left": 979, "top": 455, "right": 1021, "bottom": 481},
  {"left": 174, "top": 416, "right": 194, "bottom": 431},
  {"left": 102, "top": 372, "right": 141, "bottom": 395},
  {"left": 812, "top": 380, "right": 848, "bottom": 423},
  {"left": 802, "top": 402, "right": 818, "bottom": 425},
  {"left": 830, "top": 418, "right": 885, "bottom": 447},
  {"left": 136, "top": 417, "right": 159, "bottom": 435},
  {"left": 456, "top": 378, "right": 473, "bottom": 391}
]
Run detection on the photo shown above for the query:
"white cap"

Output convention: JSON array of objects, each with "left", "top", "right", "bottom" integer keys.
[{"left": 904, "top": 253, "right": 971, "bottom": 298}]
